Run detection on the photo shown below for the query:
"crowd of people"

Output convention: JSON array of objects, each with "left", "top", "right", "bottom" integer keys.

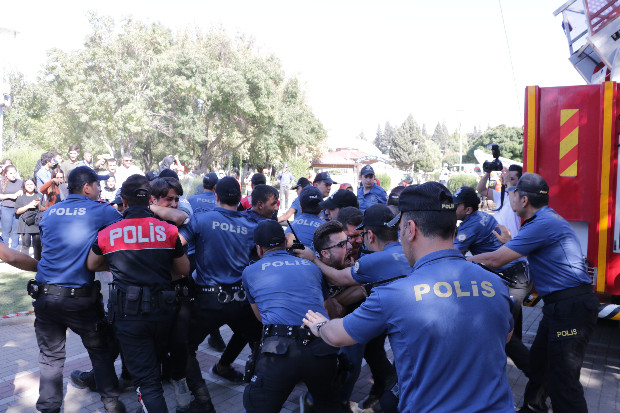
[{"left": 0, "top": 145, "right": 599, "bottom": 413}]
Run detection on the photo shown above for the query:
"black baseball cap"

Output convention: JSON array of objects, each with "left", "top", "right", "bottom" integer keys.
[
  {"left": 355, "top": 204, "right": 395, "bottom": 230},
  {"left": 254, "top": 220, "right": 286, "bottom": 247},
  {"left": 145, "top": 171, "right": 159, "bottom": 181},
  {"left": 203, "top": 172, "right": 219, "bottom": 188},
  {"left": 158, "top": 168, "right": 179, "bottom": 181},
  {"left": 299, "top": 185, "right": 323, "bottom": 210},
  {"left": 452, "top": 186, "right": 480, "bottom": 208},
  {"left": 313, "top": 172, "right": 337, "bottom": 185},
  {"left": 387, "top": 182, "right": 455, "bottom": 227},
  {"left": 507, "top": 172, "right": 549, "bottom": 195},
  {"left": 67, "top": 166, "right": 109, "bottom": 192},
  {"left": 291, "top": 177, "right": 311, "bottom": 190},
  {"left": 215, "top": 176, "right": 241, "bottom": 198},
  {"left": 360, "top": 165, "right": 375, "bottom": 176},
  {"left": 121, "top": 174, "right": 151, "bottom": 199},
  {"left": 387, "top": 185, "right": 406, "bottom": 207},
  {"left": 319, "top": 189, "right": 359, "bottom": 210}
]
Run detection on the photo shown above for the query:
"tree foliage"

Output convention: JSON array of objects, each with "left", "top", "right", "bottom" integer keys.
[
  {"left": 3, "top": 14, "right": 325, "bottom": 171},
  {"left": 390, "top": 114, "right": 420, "bottom": 170},
  {"left": 430, "top": 121, "right": 450, "bottom": 151},
  {"left": 463, "top": 124, "right": 523, "bottom": 163}
]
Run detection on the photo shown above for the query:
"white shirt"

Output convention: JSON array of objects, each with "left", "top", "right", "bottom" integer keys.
[
  {"left": 114, "top": 164, "right": 143, "bottom": 187},
  {"left": 491, "top": 189, "right": 521, "bottom": 237}
]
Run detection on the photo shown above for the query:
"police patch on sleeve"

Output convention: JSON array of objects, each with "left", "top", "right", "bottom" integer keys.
[
  {"left": 457, "top": 233, "right": 467, "bottom": 242},
  {"left": 353, "top": 261, "right": 360, "bottom": 273}
]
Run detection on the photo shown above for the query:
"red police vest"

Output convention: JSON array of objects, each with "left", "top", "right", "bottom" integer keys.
[{"left": 98, "top": 217, "right": 178, "bottom": 254}]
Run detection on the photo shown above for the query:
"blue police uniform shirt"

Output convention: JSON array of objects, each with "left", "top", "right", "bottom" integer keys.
[
  {"left": 454, "top": 210, "right": 526, "bottom": 272},
  {"left": 37, "top": 194, "right": 121, "bottom": 287},
  {"left": 505, "top": 206, "right": 590, "bottom": 297},
  {"left": 179, "top": 207, "right": 252, "bottom": 286},
  {"left": 243, "top": 209, "right": 271, "bottom": 252},
  {"left": 243, "top": 250, "right": 328, "bottom": 325},
  {"left": 187, "top": 191, "right": 217, "bottom": 213},
  {"left": 285, "top": 212, "right": 322, "bottom": 251},
  {"left": 357, "top": 184, "right": 387, "bottom": 213},
  {"left": 343, "top": 249, "right": 514, "bottom": 413},
  {"left": 290, "top": 197, "right": 301, "bottom": 219},
  {"left": 350, "top": 241, "right": 411, "bottom": 284}
]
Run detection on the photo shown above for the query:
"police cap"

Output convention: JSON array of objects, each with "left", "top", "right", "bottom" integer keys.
[
  {"left": 360, "top": 164, "right": 375, "bottom": 176},
  {"left": 67, "top": 166, "right": 109, "bottom": 192},
  {"left": 313, "top": 172, "right": 337, "bottom": 185},
  {"left": 507, "top": 172, "right": 549, "bottom": 195},
  {"left": 355, "top": 204, "right": 395, "bottom": 230},
  {"left": 387, "top": 182, "right": 455, "bottom": 227},
  {"left": 159, "top": 168, "right": 179, "bottom": 181},
  {"left": 254, "top": 220, "right": 286, "bottom": 247},
  {"left": 121, "top": 174, "right": 151, "bottom": 201},
  {"left": 452, "top": 186, "right": 479, "bottom": 209},
  {"left": 203, "top": 172, "right": 219, "bottom": 188},
  {"left": 319, "top": 189, "right": 359, "bottom": 210},
  {"left": 145, "top": 170, "right": 159, "bottom": 181},
  {"left": 299, "top": 185, "right": 322, "bottom": 210},
  {"left": 291, "top": 177, "right": 311, "bottom": 190}
]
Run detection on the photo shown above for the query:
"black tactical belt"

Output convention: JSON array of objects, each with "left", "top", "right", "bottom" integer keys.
[
  {"left": 198, "top": 284, "right": 243, "bottom": 293},
  {"left": 38, "top": 283, "right": 93, "bottom": 297},
  {"left": 263, "top": 324, "right": 314, "bottom": 341},
  {"left": 197, "top": 283, "right": 246, "bottom": 303}
]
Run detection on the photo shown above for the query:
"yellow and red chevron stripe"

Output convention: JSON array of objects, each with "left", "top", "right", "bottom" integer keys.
[{"left": 559, "top": 109, "right": 579, "bottom": 177}]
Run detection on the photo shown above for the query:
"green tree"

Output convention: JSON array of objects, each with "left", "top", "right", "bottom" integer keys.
[
  {"left": 374, "top": 124, "right": 390, "bottom": 155},
  {"left": 382, "top": 122, "right": 395, "bottom": 154},
  {"left": 430, "top": 121, "right": 450, "bottom": 151},
  {"left": 463, "top": 125, "right": 523, "bottom": 163},
  {"left": 3, "top": 13, "right": 326, "bottom": 173},
  {"left": 414, "top": 138, "right": 442, "bottom": 172},
  {"left": 390, "top": 114, "right": 421, "bottom": 170}
]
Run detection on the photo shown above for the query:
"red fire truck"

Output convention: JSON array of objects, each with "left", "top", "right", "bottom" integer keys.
[{"left": 523, "top": 1, "right": 620, "bottom": 319}]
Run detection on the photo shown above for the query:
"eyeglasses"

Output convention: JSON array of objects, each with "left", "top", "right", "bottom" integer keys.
[
  {"left": 360, "top": 230, "right": 369, "bottom": 238},
  {"left": 347, "top": 233, "right": 363, "bottom": 241},
  {"left": 322, "top": 239, "right": 350, "bottom": 251}
]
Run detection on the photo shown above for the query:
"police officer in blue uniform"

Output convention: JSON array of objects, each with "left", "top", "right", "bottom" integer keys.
[
  {"left": 470, "top": 173, "right": 599, "bottom": 413},
  {"left": 285, "top": 185, "right": 323, "bottom": 251},
  {"left": 187, "top": 172, "right": 218, "bottom": 213},
  {"left": 178, "top": 176, "right": 262, "bottom": 411},
  {"left": 31, "top": 166, "right": 125, "bottom": 413},
  {"left": 87, "top": 174, "right": 190, "bottom": 413},
  {"left": 356, "top": 165, "right": 387, "bottom": 213},
  {"left": 452, "top": 185, "right": 531, "bottom": 376},
  {"left": 278, "top": 177, "right": 311, "bottom": 223},
  {"left": 242, "top": 220, "right": 345, "bottom": 412},
  {"left": 303, "top": 182, "right": 515, "bottom": 413}
]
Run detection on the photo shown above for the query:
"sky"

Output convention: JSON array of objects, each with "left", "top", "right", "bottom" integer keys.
[{"left": 0, "top": 0, "right": 586, "bottom": 148}]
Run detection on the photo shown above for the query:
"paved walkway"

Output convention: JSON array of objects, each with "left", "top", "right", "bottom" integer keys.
[{"left": 0, "top": 305, "right": 618, "bottom": 412}]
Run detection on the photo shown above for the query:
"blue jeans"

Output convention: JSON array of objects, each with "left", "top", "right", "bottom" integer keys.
[{"left": 1, "top": 206, "right": 19, "bottom": 249}]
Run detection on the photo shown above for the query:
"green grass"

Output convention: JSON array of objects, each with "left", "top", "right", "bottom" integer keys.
[{"left": 0, "top": 264, "right": 36, "bottom": 316}]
